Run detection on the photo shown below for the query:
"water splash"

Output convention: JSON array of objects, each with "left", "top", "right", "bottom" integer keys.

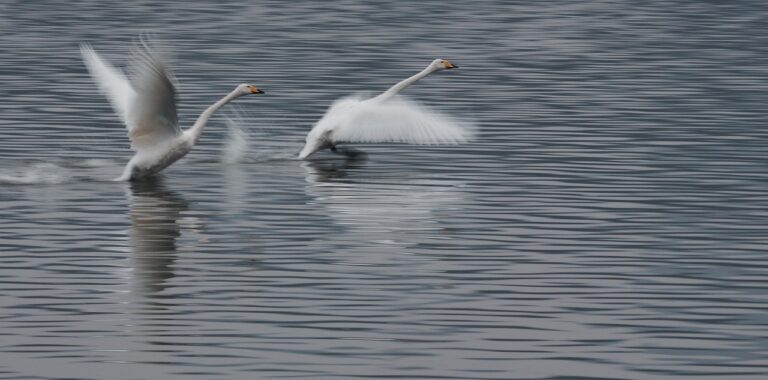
[
  {"left": 220, "top": 107, "right": 301, "bottom": 164},
  {"left": 67, "top": 158, "right": 122, "bottom": 168},
  {"left": 0, "top": 162, "right": 70, "bottom": 185},
  {"left": 222, "top": 116, "right": 250, "bottom": 164}
]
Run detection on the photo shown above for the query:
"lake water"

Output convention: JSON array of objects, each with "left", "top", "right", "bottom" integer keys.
[{"left": 1, "top": 1, "right": 767, "bottom": 379}]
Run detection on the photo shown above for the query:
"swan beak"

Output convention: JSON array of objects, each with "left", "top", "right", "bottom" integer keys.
[
  {"left": 445, "top": 61, "right": 458, "bottom": 69},
  {"left": 248, "top": 86, "right": 264, "bottom": 94}
]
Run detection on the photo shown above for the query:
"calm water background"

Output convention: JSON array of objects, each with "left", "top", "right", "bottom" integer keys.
[{"left": 1, "top": 1, "right": 767, "bottom": 379}]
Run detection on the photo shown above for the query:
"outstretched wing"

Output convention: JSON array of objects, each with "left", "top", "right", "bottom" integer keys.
[
  {"left": 80, "top": 44, "right": 135, "bottom": 126},
  {"left": 124, "top": 43, "right": 180, "bottom": 151},
  {"left": 81, "top": 42, "right": 180, "bottom": 152},
  {"left": 330, "top": 95, "right": 475, "bottom": 145}
]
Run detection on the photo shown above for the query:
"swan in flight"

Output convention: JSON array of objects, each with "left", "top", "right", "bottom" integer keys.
[
  {"left": 81, "top": 41, "right": 265, "bottom": 181},
  {"left": 298, "top": 59, "right": 473, "bottom": 159}
]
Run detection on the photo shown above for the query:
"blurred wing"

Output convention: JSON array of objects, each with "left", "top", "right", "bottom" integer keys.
[
  {"left": 125, "top": 44, "right": 180, "bottom": 151},
  {"left": 80, "top": 44, "right": 135, "bottom": 126},
  {"left": 81, "top": 43, "right": 181, "bottom": 152},
  {"left": 331, "top": 96, "right": 475, "bottom": 145}
]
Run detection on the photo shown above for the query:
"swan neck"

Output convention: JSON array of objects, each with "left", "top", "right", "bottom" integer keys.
[
  {"left": 376, "top": 65, "right": 435, "bottom": 101},
  {"left": 187, "top": 89, "right": 240, "bottom": 142}
]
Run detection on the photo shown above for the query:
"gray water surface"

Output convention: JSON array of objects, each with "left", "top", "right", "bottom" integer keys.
[{"left": 1, "top": 1, "right": 768, "bottom": 379}]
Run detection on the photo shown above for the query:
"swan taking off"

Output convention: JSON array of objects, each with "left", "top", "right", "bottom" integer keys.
[
  {"left": 298, "top": 59, "right": 474, "bottom": 160},
  {"left": 80, "top": 41, "right": 265, "bottom": 181}
]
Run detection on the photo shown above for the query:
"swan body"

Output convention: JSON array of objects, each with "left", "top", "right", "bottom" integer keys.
[
  {"left": 81, "top": 41, "right": 264, "bottom": 181},
  {"left": 298, "top": 59, "right": 473, "bottom": 159}
]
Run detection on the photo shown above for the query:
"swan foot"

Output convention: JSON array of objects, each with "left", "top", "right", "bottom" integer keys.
[{"left": 330, "top": 146, "right": 367, "bottom": 160}]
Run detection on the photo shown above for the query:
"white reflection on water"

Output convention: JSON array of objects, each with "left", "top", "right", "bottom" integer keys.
[
  {"left": 127, "top": 178, "right": 188, "bottom": 295},
  {"left": 1, "top": 1, "right": 767, "bottom": 379},
  {"left": 302, "top": 158, "right": 466, "bottom": 263}
]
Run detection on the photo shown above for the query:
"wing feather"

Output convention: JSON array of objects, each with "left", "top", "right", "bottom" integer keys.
[
  {"left": 125, "top": 43, "right": 180, "bottom": 151},
  {"left": 330, "top": 95, "right": 475, "bottom": 145},
  {"left": 81, "top": 42, "right": 180, "bottom": 152},
  {"left": 80, "top": 44, "right": 135, "bottom": 127}
]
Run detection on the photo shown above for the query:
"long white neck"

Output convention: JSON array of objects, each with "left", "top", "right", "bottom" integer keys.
[
  {"left": 373, "top": 65, "right": 437, "bottom": 102},
  {"left": 185, "top": 89, "right": 241, "bottom": 142}
]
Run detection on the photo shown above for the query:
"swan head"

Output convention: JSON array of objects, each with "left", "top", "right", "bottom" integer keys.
[
  {"left": 431, "top": 59, "right": 458, "bottom": 71},
  {"left": 237, "top": 83, "right": 265, "bottom": 96}
]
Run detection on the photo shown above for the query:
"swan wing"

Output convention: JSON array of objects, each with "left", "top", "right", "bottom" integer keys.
[
  {"left": 124, "top": 44, "right": 181, "bottom": 151},
  {"left": 81, "top": 43, "right": 180, "bottom": 152},
  {"left": 80, "top": 44, "right": 135, "bottom": 127},
  {"left": 330, "top": 95, "right": 475, "bottom": 145}
]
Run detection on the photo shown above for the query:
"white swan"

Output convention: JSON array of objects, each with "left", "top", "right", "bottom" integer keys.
[
  {"left": 298, "top": 59, "right": 473, "bottom": 159},
  {"left": 80, "top": 42, "right": 265, "bottom": 181}
]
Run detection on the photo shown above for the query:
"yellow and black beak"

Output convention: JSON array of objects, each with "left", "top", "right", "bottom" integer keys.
[
  {"left": 445, "top": 61, "right": 458, "bottom": 69},
  {"left": 248, "top": 86, "right": 265, "bottom": 94}
]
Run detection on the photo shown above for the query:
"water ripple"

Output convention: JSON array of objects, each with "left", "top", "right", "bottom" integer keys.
[{"left": 1, "top": 1, "right": 767, "bottom": 379}]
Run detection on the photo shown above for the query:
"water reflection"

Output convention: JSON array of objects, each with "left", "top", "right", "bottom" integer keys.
[
  {"left": 127, "top": 178, "right": 187, "bottom": 295},
  {"left": 302, "top": 158, "right": 465, "bottom": 251},
  {"left": 1, "top": 0, "right": 766, "bottom": 377},
  {"left": 300, "top": 154, "right": 368, "bottom": 182}
]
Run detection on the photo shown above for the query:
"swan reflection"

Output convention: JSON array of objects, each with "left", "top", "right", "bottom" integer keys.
[
  {"left": 128, "top": 178, "right": 188, "bottom": 295},
  {"left": 301, "top": 153, "right": 368, "bottom": 182},
  {"left": 302, "top": 159, "right": 464, "bottom": 247}
]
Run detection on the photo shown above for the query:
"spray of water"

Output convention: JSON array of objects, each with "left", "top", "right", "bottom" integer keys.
[
  {"left": 222, "top": 115, "right": 250, "bottom": 164},
  {"left": 220, "top": 106, "right": 301, "bottom": 163},
  {"left": 0, "top": 162, "right": 69, "bottom": 185}
]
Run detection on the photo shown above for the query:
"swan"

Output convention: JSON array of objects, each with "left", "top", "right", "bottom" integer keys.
[
  {"left": 298, "top": 59, "right": 473, "bottom": 159},
  {"left": 80, "top": 41, "right": 265, "bottom": 181}
]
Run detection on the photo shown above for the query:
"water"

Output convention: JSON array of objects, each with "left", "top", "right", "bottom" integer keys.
[{"left": 1, "top": 1, "right": 767, "bottom": 379}]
